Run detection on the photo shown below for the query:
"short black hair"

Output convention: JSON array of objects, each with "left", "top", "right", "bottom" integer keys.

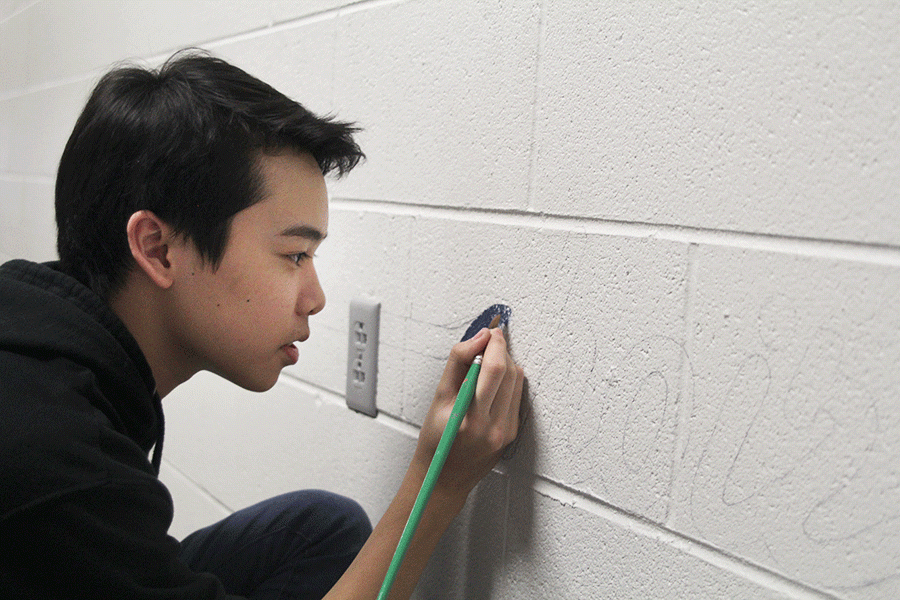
[{"left": 55, "top": 49, "right": 363, "bottom": 298}]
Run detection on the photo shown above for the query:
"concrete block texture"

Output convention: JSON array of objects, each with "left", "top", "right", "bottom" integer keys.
[
  {"left": 158, "top": 460, "right": 232, "bottom": 541},
  {"left": 3, "top": 1, "right": 899, "bottom": 598},
  {"left": 163, "top": 372, "right": 419, "bottom": 522},
  {"left": 0, "top": 178, "right": 55, "bottom": 261},
  {"left": 0, "top": 80, "right": 91, "bottom": 177},
  {"left": 496, "top": 491, "right": 792, "bottom": 600},
  {"left": 209, "top": 15, "right": 339, "bottom": 118},
  {"left": 532, "top": 2, "right": 900, "bottom": 245},
  {"left": 412, "top": 471, "right": 509, "bottom": 599},
  {"left": 308, "top": 207, "right": 692, "bottom": 528},
  {"left": 0, "top": 0, "right": 351, "bottom": 94},
  {"left": 0, "top": 177, "right": 25, "bottom": 258},
  {"left": 285, "top": 208, "right": 415, "bottom": 417},
  {"left": 671, "top": 247, "right": 900, "bottom": 600},
  {"left": 396, "top": 215, "right": 690, "bottom": 527},
  {"left": 329, "top": 0, "right": 541, "bottom": 209}
]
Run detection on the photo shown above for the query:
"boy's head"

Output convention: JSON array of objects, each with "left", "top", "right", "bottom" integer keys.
[{"left": 55, "top": 49, "right": 363, "bottom": 299}]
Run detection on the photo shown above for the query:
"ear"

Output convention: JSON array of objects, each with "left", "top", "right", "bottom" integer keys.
[{"left": 125, "top": 210, "right": 177, "bottom": 290}]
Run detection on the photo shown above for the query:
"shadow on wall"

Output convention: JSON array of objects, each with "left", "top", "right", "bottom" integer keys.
[
  {"left": 419, "top": 293, "right": 900, "bottom": 596},
  {"left": 414, "top": 378, "right": 537, "bottom": 599}
]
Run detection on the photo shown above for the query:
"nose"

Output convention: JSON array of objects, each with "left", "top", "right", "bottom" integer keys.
[{"left": 299, "top": 262, "right": 326, "bottom": 316}]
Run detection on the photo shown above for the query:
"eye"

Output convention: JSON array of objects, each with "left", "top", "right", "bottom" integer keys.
[{"left": 289, "top": 252, "right": 312, "bottom": 265}]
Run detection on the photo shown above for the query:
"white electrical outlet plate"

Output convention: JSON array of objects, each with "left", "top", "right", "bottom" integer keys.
[{"left": 346, "top": 298, "right": 380, "bottom": 417}]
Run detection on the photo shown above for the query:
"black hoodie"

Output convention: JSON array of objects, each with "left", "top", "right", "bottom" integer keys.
[{"left": 0, "top": 260, "right": 241, "bottom": 599}]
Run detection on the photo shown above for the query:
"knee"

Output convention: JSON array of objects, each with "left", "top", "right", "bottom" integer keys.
[
  {"left": 286, "top": 490, "right": 372, "bottom": 552},
  {"left": 321, "top": 491, "right": 372, "bottom": 549}
]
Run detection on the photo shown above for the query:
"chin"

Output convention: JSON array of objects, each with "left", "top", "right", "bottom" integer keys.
[
  {"left": 215, "top": 366, "right": 280, "bottom": 393},
  {"left": 240, "top": 374, "right": 280, "bottom": 393}
]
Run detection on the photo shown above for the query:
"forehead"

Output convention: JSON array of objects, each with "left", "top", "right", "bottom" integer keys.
[{"left": 245, "top": 150, "right": 329, "bottom": 234}]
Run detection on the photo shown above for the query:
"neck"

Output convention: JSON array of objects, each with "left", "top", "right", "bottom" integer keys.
[{"left": 109, "top": 277, "right": 198, "bottom": 399}]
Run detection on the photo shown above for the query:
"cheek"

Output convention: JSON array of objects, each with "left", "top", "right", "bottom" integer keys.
[
  {"left": 239, "top": 280, "right": 298, "bottom": 319},
  {"left": 202, "top": 260, "right": 301, "bottom": 337}
]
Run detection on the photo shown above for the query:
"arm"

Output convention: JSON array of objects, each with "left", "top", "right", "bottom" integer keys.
[{"left": 324, "top": 326, "right": 525, "bottom": 600}]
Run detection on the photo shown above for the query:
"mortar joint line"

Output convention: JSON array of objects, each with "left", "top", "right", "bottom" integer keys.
[
  {"left": 0, "top": 0, "right": 402, "bottom": 102},
  {"left": 0, "top": 0, "right": 37, "bottom": 25},
  {"left": 200, "top": 0, "right": 408, "bottom": 53},
  {"left": 0, "top": 172, "right": 54, "bottom": 184},
  {"left": 159, "top": 458, "right": 235, "bottom": 515},
  {"left": 278, "top": 373, "right": 843, "bottom": 600},
  {"left": 330, "top": 197, "right": 900, "bottom": 266},
  {"left": 525, "top": 472, "right": 844, "bottom": 600},
  {"left": 524, "top": 0, "right": 546, "bottom": 213}
]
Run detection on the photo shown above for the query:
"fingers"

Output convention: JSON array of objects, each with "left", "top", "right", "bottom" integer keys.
[
  {"left": 419, "top": 325, "right": 525, "bottom": 492},
  {"left": 436, "top": 328, "right": 491, "bottom": 399},
  {"left": 490, "top": 349, "right": 524, "bottom": 447},
  {"left": 472, "top": 328, "right": 508, "bottom": 413},
  {"left": 505, "top": 363, "right": 525, "bottom": 439},
  {"left": 439, "top": 325, "right": 524, "bottom": 450},
  {"left": 473, "top": 329, "right": 524, "bottom": 444}
]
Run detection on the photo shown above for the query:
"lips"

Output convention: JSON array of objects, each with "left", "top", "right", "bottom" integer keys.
[
  {"left": 281, "top": 343, "right": 299, "bottom": 365},
  {"left": 281, "top": 329, "right": 308, "bottom": 365}
]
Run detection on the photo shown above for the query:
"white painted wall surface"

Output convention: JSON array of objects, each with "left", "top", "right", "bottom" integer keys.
[{"left": 2, "top": 2, "right": 898, "bottom": 598}]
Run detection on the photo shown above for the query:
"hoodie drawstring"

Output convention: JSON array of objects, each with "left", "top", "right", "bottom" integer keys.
[{"left": 150, "top": 391, "right": 165, "bottom": 474}]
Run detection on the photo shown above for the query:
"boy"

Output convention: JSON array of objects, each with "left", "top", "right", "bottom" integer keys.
[{"left": 0, "top": 50, "right": 524, "bottom": 599}]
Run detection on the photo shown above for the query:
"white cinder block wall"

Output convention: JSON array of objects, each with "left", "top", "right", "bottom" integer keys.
[{"left": 2, "top": 2, "right": 898, "bottom": 598}]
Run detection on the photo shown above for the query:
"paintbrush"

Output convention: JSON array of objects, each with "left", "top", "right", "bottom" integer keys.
[{"left": 377, "top": 307, "right": 508, "bottom": 599}]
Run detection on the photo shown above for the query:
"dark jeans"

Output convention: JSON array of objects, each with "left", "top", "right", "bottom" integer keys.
[{"left": 179, "top": 490, "right": 372, "bottom": 600}]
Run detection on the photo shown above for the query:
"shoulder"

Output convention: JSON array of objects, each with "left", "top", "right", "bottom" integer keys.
[{"left": 0, "top": 350, "right": 160, "bottom": 522}]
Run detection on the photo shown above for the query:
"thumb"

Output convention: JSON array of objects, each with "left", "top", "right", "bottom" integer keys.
[{"left": 437, "top": 328, "right": 491, "bottom": 397}]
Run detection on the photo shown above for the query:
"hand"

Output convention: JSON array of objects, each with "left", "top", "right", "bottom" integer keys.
[{"left": 413, "top": 327, "right": 525, "bottom": 498}]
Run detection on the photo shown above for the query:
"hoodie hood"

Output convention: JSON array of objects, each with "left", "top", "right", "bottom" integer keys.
[{"left": 0, "top": 259, "right": 163, "bottom": 470}]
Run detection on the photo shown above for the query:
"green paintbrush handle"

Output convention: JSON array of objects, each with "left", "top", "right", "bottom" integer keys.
[{"left": 376, "top": 356, "right": 483, "bottom": 600}]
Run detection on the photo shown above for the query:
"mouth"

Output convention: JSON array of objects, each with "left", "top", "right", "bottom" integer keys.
[
  {"left": 281, "top": 343, "right": 300, "bottom": 365},
  {"left": 281, "top": 329, "right": 309, "bottom": 365}
]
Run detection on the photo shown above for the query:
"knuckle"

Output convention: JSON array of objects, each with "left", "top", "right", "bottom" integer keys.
[
  {"left": 488, "top": 427, "right": 508, "bottom": 452},
  {"left": 450, "top": 342, "right": 468, "bottom": 359},
  {"left": 482, "top": 360, "right": 506, "bottom": 380}
]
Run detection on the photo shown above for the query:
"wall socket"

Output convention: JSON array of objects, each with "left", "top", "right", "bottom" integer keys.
[{"left": 345, "top": 298, "right": 380, "bottom": 417}]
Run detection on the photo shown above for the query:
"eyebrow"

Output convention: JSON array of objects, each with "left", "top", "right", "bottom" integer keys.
[{"left": 278, "top": 224, "right": 326, "bottom": 242}]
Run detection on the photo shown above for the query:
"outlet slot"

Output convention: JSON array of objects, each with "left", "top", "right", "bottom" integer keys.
[{"left": 346, "top": 298, "right": 380, "bottom": 417}]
